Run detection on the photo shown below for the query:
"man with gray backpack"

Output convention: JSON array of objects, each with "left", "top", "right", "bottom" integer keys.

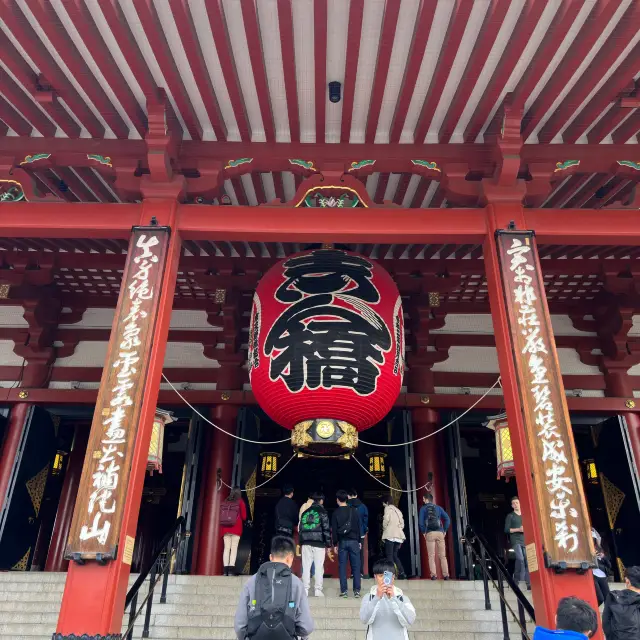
[
  {"left": 418, "top": 492, "right": 451, "bottom": 580},
  {"left": 234, "top": 536, "right": 314, "bottom": 640}
]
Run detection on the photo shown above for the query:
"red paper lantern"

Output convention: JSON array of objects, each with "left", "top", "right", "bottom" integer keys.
[{"left": 249, "top": 248, "right": 404, "bottom": 435}]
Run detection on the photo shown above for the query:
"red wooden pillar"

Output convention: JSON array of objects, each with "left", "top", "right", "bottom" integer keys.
[
  {"left": 54, "top": 199, "right": 181, "bottom": 638},
  {"left": 604, "top": 368, "right": 640, "bottom": 472},
  {"left": 484, "top": 203, "right": 601, "bottom": 638},
  {"left": 195, "top": 405, "right": 238, "bottom": 576},
  {"left": 45, "top": 426, "right": 90, "bottom": 572},
  {"left": 412, "top": 408, "right": 447, "bottom": 578},
  {"left": 0, "top": 403, "right": 30, "bottom": 511}
]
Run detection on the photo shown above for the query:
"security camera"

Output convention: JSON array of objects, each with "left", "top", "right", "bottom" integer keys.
[{"left": 328, "top": 81, "right": 341, "bottom": 103}]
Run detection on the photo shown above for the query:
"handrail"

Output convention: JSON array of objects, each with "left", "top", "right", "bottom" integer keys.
[
  {"left": 463, "top": 525, "right": 535, "bottom": 640},
  {"left": 123, "top": 516, "right": 186, "bottom": 639}
]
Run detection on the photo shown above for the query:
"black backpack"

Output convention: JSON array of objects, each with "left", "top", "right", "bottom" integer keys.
[
  {"left": 425, "top": 504, "right": 441, "bottom": 532},
  {"left": 337, "top": 507, "right": 358, "bottom": 537},
  {"left": 300, "top": 506, "right": 322, "bottom": 534},
  {"left": 246, "top": 562, "right": 297, "bottom": 640}
]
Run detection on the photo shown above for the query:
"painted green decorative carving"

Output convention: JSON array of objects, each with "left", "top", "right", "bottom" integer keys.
[
  {"left": 288, "top": 159, "right": 316, "bottom": 171},
  {"left": 348, "top": 160, "right": 376, "bottom": 172},
  {"left": 617, "top": 160, "right": 640, "bottom": 171},
  {"left": 19, "top": 153, "right": 51, "bottom": 165},
  {"left": 224, "top": 157, "right": 253, "bottom": 169},
  {"left": 553, "top": 160, "right": 580, "bottom": 172},
  {"left": 303, "top": 193, "right": 360, "bottom": 208},
  {"left": 0, "top": 179, "right": 26, "bottom": 202},
  {"left": 87, "top": 154, "right": 112, "bottom": 167},
  {"left": 411, "top": 160, "right": 441, "bottom": 172}
]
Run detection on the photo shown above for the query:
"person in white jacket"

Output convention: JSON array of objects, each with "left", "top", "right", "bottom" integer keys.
[{"left": 359, "top": 558, "right": 416, "bottom": 640}]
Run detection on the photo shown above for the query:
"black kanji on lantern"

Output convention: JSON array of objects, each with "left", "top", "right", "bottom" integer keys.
[
  {"left": 265, "top": 249, "right": 392, "bottom": 396},
  {"left": 275, "top": 249, "right": 379, "bottom": 303}
]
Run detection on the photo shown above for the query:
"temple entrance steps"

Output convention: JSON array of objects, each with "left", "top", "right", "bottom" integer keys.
[{"left": 0, "top": 571, "right": 545, "bottom": 640}]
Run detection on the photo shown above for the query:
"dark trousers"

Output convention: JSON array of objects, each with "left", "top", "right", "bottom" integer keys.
[
  {"left": 594, "top": 575, "right": 610, "bottom": 606},
  {"left": 338, "top": 539, "right": 361, "bottom": 594},
  {"left": 360, "top": 538, "right": 366, "bottom": 577},
  {"left": 514, "top": 543, "right": 530, "bottom": 587},
  {"left": 384, "top": 540, "right": 405, "bottom": 577}
]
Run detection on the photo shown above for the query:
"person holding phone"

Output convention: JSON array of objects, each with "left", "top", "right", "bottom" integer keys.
[{"left": 360, "top": 558, "right": 416, "bottom": 640}]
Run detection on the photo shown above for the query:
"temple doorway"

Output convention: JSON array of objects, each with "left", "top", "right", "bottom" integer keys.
[{"left": 234, "top": 408, "right": 421, "bottom": 577}]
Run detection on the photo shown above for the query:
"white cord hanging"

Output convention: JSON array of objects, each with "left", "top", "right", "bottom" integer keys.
[
  {"left": 357, "top": 377, "right": 501, "bottom": 447},
  {"left": 218, "top": 453, "right": 297, "bottom": 492},
  {"left": 351, "top": 454, "right": 434, "bottom": 493},
  {"left": 161, "top": 373, "right": 291, "bottom": 445}
]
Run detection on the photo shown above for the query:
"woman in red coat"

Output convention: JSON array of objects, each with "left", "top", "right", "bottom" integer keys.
[{"left": 220, "top": 487, "right": 247, "bottom": 575}]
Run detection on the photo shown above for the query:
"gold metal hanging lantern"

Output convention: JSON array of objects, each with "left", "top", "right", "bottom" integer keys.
[
  {"left": 367, "top": 452, "right": 387, "bottom": 478},
  {"left": 260, "top": 452, "right": 280, "bottom": 478},
  {"left": 147, "top": 408, "right": 176, "bottom": 475},
  {"left": 486, "top": 414, "right": 515, "bottom": 480},
  {"left": 584, "top": 458, "right": 599, "bottom": 485}
]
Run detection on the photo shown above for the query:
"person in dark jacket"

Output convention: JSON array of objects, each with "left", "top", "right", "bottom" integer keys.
[
  {"left": 603, "top": 565, "right": 640, "bottom": 640},
  {"left": 591, "top": 528, "right": 611, "bottom": 606},
  {"left": 504, "top": 496, "right": 530, "bottom": 590},
  {"left": 331, "top": 489, "right": 362, "bottom": 598},
  {"left": 274, "top": 484, "right": 298, "bottom": 536},
  {"left": 418, "top": 493, "right": 450, "bottom": 580},
  {"left": 348, "top": 488, "right": 369, "bottom": 578},
  {"left": 299, "top": 492, "right": 333, "bottom": 597}
]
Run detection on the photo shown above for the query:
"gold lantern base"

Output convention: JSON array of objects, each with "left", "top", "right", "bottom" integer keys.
[{"left": 292, "top": 419, "right": 358, "bottom": 457}]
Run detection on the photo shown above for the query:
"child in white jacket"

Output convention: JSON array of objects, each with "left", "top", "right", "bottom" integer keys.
[{"left": 360, "top": 558, "right": 416, "bottom": 640}]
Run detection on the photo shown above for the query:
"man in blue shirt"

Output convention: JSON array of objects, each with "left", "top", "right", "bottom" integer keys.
[
  {"left": 418, "top": 493, "right": 451, "bottom": 580},
  {"left": 533, "top": 596, "right": 598, "bottom": 639}
]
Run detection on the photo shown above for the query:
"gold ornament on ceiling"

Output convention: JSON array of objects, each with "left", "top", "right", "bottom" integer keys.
[
  {"left": 26, "top": 464, "right": 50, "bottom": 517},
  {"left": 245, "top": 466, "right": 257, "bottom": 520},
  {"left": 600, "top": 472, "right": 625, "bottom": 530}
]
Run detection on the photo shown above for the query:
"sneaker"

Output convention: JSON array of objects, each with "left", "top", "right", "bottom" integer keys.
[
  {"left": 444, "top": 576, "right": 450, "bottom": 581},
  {"left": 305, "top": 588, "right": 309, "bottom": 597},
  {"left": 431, "top": 575, "right": 437, "bottom": 581},
  {"left": 354, "top": 591, "right": 361, "bottom": 598},
  {"left": 340, "top": 592, "right": 348, "bottom": 598},
  {"left": 314, "top": 590, "right": 324, "bottom": 598}
]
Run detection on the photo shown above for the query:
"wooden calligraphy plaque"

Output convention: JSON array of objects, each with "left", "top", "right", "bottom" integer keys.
[
  {"left": 496, "top": 231, "right": 595, "bottom": 569},
  {"left": 65, "top": 227, "right": 170, "bottom": 562}
]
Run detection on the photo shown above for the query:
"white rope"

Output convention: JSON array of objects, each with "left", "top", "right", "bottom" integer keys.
[
  {"left": 351, "top": 454, "right": 434, "bottom": 493},
  {"left": 219, "top": 453, "right": 297, "bottom": 492},
  {"left": 161, "top": 373, "right": 291, "bottom": 444},
  {"left": 358, "top": 377, "right": 501, "bottom": 447}
]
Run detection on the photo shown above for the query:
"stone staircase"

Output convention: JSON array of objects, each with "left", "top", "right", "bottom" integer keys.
[{"left": 0, "top": 571, "right": 538, "bottom": 640}]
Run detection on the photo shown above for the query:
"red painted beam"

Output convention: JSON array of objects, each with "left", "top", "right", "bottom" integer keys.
[
  {"left": 409, "top": 177, "right": 430, "bottom": 208},
  {"left": 204, "top": 0, "right": 251, "bottom": 141},
  {"left": 177, "top": 205, "right": 486, "bottom": 243},
  {"left": 439, "top": 0, "right": 511, "bottom": 143},
  {"left": 610, "top": 107, "right": 640, "bottom": 144},
  {"left": 564, "top": 61, "right": 640, "bottom": 143},
  {"left": 231, "top": 177, "right": 248, "bottom": 206},
  {"left": 240, "top": 0, "right": 275, "bottom": 143},
  {"left": 27, "top": 0, "right": 129, "bottom": 138},
  {"left": 0, "top": 203, "right": 141, "bottom": 238},
  {"left": 587, "top": 102, "right": 633, "bottom": 143},
  {"left": 251, "top": 172, "right": 266, "bottom": 205},
  {"left": 389, "top": 1, "right": 438, "bottom": 143},
  {"left": 545, "top": 174, "right": 594, "bottom": 209},
  {"left": 365, "top": 0, "right": 402, "bottom": 144},
  {"left": 510, "top": 1, "right": 582, "bottom": 112},
  {"left": 463, "top": 0, "right": 547, "bottom": 142},
  {"left": 0, "top": 0, "right": 103, "bottom": 136},
  {"left": 521, "top": 0, "right": 623, "bottom": 141},
  {"left": 0, "top": 94, "right": 33, "bottom": 135},
  {"left": 539, "top": 3, "right": 640, "bottom": 143},
  {"left": 374, "top": 173, "right": 390, "bottom": 204},
  {"left": 0, "top": 67, "right": 55, "bottom": 136},
  {"left": 58, "top": 0, "right": 147, "bottom": 138},
  {"left": 277, "top": 0, "right": 300, "bottom": 143},
  {"left": 564, "top": 174, "right": 609, "bottom": 209},
  {"left": 36, "top": 169, "right": 79, "bottom": 202},
  {"left": 0, "top": 387, "right": 633, "bottom": 414},
  {"left": 273, "top": 171, "right": 286, "bottom": 203},
  {"left": 313, "top": 0, "right": 328, "bottom": 143},
  {"left": 99, "top": 0, "right": 157, "bottom": 99},
  {"left": 340, "top": 0, "right": 365, "bottom": 142},
  {"left": 526, "top": 208, "right": 640, "bottom": 245},
  {"left": 393, "top": 173, "right": 412, "bottom": 206},
  {"left": 413, "top": 0, "right": 474, "bottom": 143},
  {"left": 132, "top": 0, "right": 203, "bottom": 140},
  {"left": 168, "top": 0, "right": 227, "bottom": 141}
]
